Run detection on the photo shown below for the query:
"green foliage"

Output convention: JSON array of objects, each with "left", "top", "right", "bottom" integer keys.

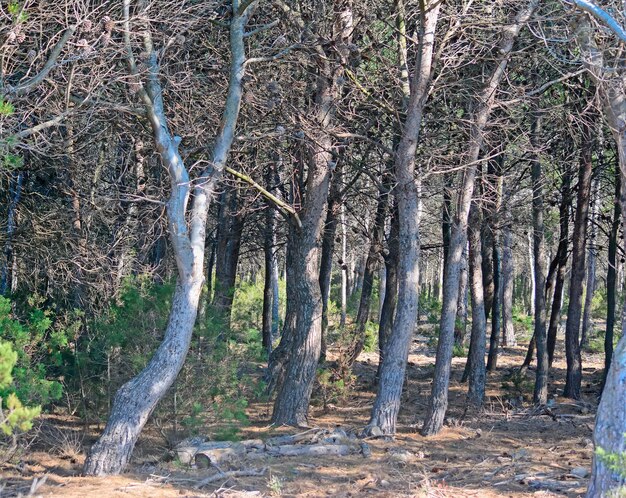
[
  {"left": 512, "top": 309, "right": 533, "bottom": 339},
  {"left": 501, "top": 370, "right": 533, "bottom": 400},
  {"left": 452, "top": 343, "right": 467, "bottom": 358},
  {"left": 363, "top": 321, "right": 378, "bottom": 353},
  {"left": 316, "top": 367, "right": 352, "bottom": 411},
  {"left": 7, "top": 2, "right": 27, "bottom": 23},
  {"left": 0, "top": 341, "right": 40, "bottom": 437},
  {"left": 0, "top": 97, "right": 14, "bottom": 116},
  {"left": 420, "top": 294, "right": 442, "bottom": 325},
  {"left": 79, "top": 276, "right": 266, "bottom": 441},
  {"left": 0, "top": 296, "right": 65, "bottom": 407}
]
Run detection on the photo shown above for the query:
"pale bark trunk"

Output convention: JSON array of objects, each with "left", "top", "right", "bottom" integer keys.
[
  {"left": 466, "top": 204, "right": 486, "bottom": 406},
  {"left": 83, "top": 0, "right": 250, "bottom": 475},
  {"left": 422, "top": 0, "right": 538, "bottom": 436},
  {"left": 454, "top": 246, "right": 469, "bottom": 346},
  {"left": 367, "top": 0, "right": 439, "bottom": 434},
  {"left": 501, "top": 223, "right": 516, "bottom": 346},
  {"left": 340, "top": 203, "right": 348, "bottom": 328}
]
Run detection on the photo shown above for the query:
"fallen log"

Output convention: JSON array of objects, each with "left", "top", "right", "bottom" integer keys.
[{"left": 194, "top": 467, "right": 268, "bottom": 489}]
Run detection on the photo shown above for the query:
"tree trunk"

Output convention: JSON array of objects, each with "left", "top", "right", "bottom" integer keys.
[
  {"left": 530, "top": 111, "right": 548, "bottom": 405},
  {"left": 367, "top": 0, "right": 439, "bottom": 434},
  {"left": 269, "top": 0, "right": 353, "bottom": 426},
  {"left": 318, "top": 169, "right": 342, "bottom": 362},
  {"left": 527, "top": 231, "right": 536, "bottom": 316},
  {"left": 581, "top": 177, "right": 599, "bottom": 347},
  {"left": 212, "top": 185, "right": 245, "bottom": 329},
  {"left": 487, "top": 161, "right": 503, "bottom": 370},
  {"left": 83, "top": 1, "right": 249, "bottom": 475},
  {"left": 501, "top": 222, "right": 516, "bottom": 347},
  {"left": 262, "top": 163, "right": 280, "bottom": 354},
  {"left": 547, "top": 164, "right": 572, "bottom": 366},
  {"left": 0, "top": 171, "right": 23, "bottom": 296},
  {"left": 347, "top": 178, "right": 388, "bottom": 366},
  {"left": 421, "top": 0, "right": 538, "bottom": 436},
  {"left": 604, "top": 169, "right": 620, "bottom": 387},
  {"left": 377, "top": 204, "right": 399, "bottom": 378},
  {"left": 466, "top": 204, "right": 487, "bottom": 406},
  {"left": 454, "top": 246, "right": 469, "bottom": 346},
  {"left": 564, "top": 114, "right": 594, "bottom": 399}
]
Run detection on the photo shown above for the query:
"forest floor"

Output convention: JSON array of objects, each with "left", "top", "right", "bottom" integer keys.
[{"left": 0, "top": 325, "right": 603, "bottom": 497}]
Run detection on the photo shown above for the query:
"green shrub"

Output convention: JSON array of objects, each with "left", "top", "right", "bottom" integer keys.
[
  {"left": 0, "top": 296, "right": 65, "bottom": 407},
  {"left": 452, "top": 343, "right": 467, "bottom": 358}
]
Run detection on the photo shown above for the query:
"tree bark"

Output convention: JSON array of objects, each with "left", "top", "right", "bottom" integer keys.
[
  {"left": 262, "top": 162, "right": 280, "bottom": 354},
  {"left": 269, "top": 0, "right": 353, "bottom": 426},
  {"left": 530, "top": 111, "right": 548, "bottom": 405},
  {"left": 547, "top": 164, "right": 572, "bottom": 366},
  {"left": 346, "top": 178, "right": 388, "bottom": 366},
  {"left": 581, "top": 177, "right": 599, "bottom": 347},
  {"left": 604, "top": 169, "right": 620, "bottom": 387},
  {"left": 377, "top": 204, "right": 399, "bottom": 378},
  {"left": 367, "top": 0, "right": 439, "bottom": 435},
  {"left": 487, "top": 160, "right": 503, "bottom": 370},
  {"left": 454, "top": 246, "right": 469, "bottom": 346},
  {"left": 564, "top": 113, "right": 594, "bottom": 399},
  {"left": 501, "top": 221, "right": 516, "bottom": 347},
  {"left": 212, "top": 185, "right": 245, "bottom": 329},
  {"left": 421, "top": 0, "right": 538, "bottom": 436},
  {"left": 83, "top": 0, "right": 250, "bottom": 475},
  {"left": 466, "top": 203, "right": 486, "bottom": 406}
]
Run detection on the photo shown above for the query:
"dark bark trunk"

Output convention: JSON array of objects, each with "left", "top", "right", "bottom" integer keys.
[
  {"left": 0, "top": 171, "right": 23, "bottom": 296},
  {"left": 581, "top": 178, "right": 599, "bottom": 347},
  {"left": 377, "top": 205, "right": 399, "bottom": 378},
  {"left": 466, "top": 204, "right": 487, "bottom": 406},
  {"left": 270, "top": 1, "right": 354, "bottom": 423},
  {"left": 530, "top": 111, "right": 548, "bottom": 405},
  {"left": 212, "top": 186, "right": 245, "bottom": 329},
  {"left": 347, "top": 180, "right": 388, "bottom": 366},
  {"left": 603, "top": 168, "right": 620, "bottom": 388},
  {"left": 318, "top": 169, "right": 341, "bottom": 362},
  {"left": 454, "top": 246, "right": 469, "bottom": 346},
  {"left": 487, "top": 161, "right": 503, "bottom": 371},
  {"left": 547, "top": 164, "right": 572, "bottom": 366},
  {"left": 564, "top": 116, "right": 594, "bottom": 399},
  {"left": 481, "top": 223, "right": 495, "bottom": 320}
]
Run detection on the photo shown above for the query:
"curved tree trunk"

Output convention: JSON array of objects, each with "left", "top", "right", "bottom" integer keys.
[{"left": 83, "top": 1, "right": 249, "bottom": 475}]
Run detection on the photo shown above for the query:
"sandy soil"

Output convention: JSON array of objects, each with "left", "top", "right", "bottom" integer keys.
[{"left": 0, "top": 330, "right": 602, "bottom": 497}]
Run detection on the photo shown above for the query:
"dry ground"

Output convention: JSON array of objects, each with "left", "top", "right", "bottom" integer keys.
[{"left": 0, "top": 328, "right": 603, "bottom": 497}]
